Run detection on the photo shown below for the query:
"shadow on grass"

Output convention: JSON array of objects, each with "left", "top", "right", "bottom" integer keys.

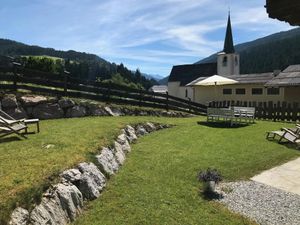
[
  {"left": 0, "top": 136, "right": 22, "bottom": 143},
  {"left": 199, "top": 191, "right": 223, "bottom": 201},
  {"left": 267, "top": 138, "right": 300, "bottom": 151},
  {"left": 197, "top": 121, "right": 251, "bottom": 129}
]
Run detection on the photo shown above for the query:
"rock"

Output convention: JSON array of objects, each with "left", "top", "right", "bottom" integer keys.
[
  {"left": 104, "top": 106, "right": 121, "bottom": 116},
  {"left": 61, "top": 169, "right": 82, "bottom": 183},
  {"left": 32, "top": 103, "right": 64, "bottom": 119},
  {"left": 124, "top": 125, "right": 137, "bottom": 143},
  {"left": 30, "top": 192, "right": 69, "bottom": 225},
  {"left": 9, "top": 207, "right": 29, "bottom": 225},
  {"left": 135, "top": 125, "right": 148, "bottom": 137},
  {"left": 1, "top": 95, "right": 18, "bottom": 108},
  {"left": 88, "top": 104, "right": 109, "bottom": 116},
  {"left": 61, "top": 163, "right": 106, "bottom": 201},
  {"left": 96, "top": 147, "right": 119, "bottom": 176},
  {"left": 66, "top": 106, "right": 86, "bottom": 118},
  {"left": 3, "top": 107, "right": 27, "bottom": 119},
  {"left": 113, "top": 141, "right": 126, "bottom": 165},
  {"left": 20, "top": 95, "right": 47, "bottom": 107},
  {"left": 77, "top": 163, "right": 106, "bottom": 200},
  {"left": 144, "top": 122, "right": 156, "bottom": 132},
  {"left": 55, "top": 183, "right": 83, "bottom": 221},
  {"left": 116, "top": 133, "right": 131, "bottom": 153},
  {"left": 30, "top": 183, "right": 83, "bottom": 225},
  {"left": 58, "top": 99, "right": 75, "bottom": 109}
]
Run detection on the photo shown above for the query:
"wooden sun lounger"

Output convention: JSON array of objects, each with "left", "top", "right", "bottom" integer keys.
[
  {"left": 0, "top": 122, "right": 28, "bottom": 139},
  {"left": 279, "top": 128, "right": 300, "bottom": 148},
  {"left": 266, "top": 125, "right": 300, "bottom": 149},
  {"left": 0, "top": 110, "right": 40, "bottom": 138}
]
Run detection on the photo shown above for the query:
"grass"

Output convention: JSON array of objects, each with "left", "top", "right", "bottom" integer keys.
[{"left": 0, "top": 116, "right": 299, "bottom": 224}]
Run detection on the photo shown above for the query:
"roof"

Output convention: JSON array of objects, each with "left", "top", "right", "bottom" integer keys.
[
  {"left": 265, "top": 64, "right": 300, "bottom": 87},
  {"left": 149, "top": 85, "right": 168, "bottom": 93},
  {"left": 266, "top": 0, "right": 300, "bottom": 26},
  {"left": 168, "top": 63, "right": 217, "bottom": 86},
  {"left": 188, "top": 73, "right": 275, "bottom": 86},
  {"left": 223, "top": 14, "right": 235, "bottom": 54}
]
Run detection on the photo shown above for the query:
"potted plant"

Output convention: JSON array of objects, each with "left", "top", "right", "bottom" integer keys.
[{"left": 198, "top": 168, "right": 222, "bottom": 194}]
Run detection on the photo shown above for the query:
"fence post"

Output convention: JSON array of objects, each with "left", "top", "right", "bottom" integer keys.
[
  {"left": 166, "top": 91, "right": 169, "bottom": 111},
  {"left": 139, "top": 89, "right": 142, "bottom": 108},
  {"left": 63, "top": 70, "right": 70, "bottom": 96},
  {"left": 106, "top": 81, "right": 111, "bottom": 103},
  {"left": 12, "top": 62, "right": 21, "bottom": 91}
]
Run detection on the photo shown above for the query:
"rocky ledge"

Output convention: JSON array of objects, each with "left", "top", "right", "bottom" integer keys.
[
  {"left": 0, "top": 94, "right": 193, "bottom": 120},
  {"left": 9, "top": 122, "right": 172, "bottom": 225}
]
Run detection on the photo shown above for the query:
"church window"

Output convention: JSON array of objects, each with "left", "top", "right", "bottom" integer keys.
[
  {"left": 185, "top": 89, "right": 188, "bottom": 98},
  {"left": 222, "top": 56, "right": 228, "bottom": 67},
  {"left": 235, "top": 56, "right": 239, "bottom": 66}
]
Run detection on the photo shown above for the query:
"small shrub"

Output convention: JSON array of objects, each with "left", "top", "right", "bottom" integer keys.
[{"left": 198, "top": 168, "right": 222, "bottom": 184}]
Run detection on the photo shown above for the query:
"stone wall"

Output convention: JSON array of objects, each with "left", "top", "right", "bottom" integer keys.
[
  {"left": 0, "top": 94, "right": 193, "bottom": 120},
  {"left": 9, "top": 122, "right": 172, "bottom": 225}
]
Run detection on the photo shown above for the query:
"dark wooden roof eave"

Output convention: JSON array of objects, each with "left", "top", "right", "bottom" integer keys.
[{"left": 266, "top": 0, "right": 300, "bottom": 26}]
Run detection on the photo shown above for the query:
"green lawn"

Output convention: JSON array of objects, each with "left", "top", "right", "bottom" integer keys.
[{"left": 0, "top": 116, "right": 299, "bottom": 224}]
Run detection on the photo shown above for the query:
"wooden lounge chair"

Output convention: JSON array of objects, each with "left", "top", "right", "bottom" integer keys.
[
  {"left": 0, "top": 117, "right": 28, "bottom": 139},
  {"left": 266, "top": 124, "right": 300, "bottom": 139},
  {"left": 266, "top": 125, "right": 300, "bottom": 149},
  {"left": 0, "top": 110, "right": 40, "bottom": 138},
  {"left": 278, "top": 128, "right": 300, "bottom": 149}
]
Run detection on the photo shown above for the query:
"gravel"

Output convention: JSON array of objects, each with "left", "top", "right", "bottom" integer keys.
[{"left": 216, "top": 181, "right": 300, "bottom": 225}]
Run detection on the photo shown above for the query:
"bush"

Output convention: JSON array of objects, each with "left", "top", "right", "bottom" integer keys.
[{"left": 198, "top": 168, "right": 222, "bottom": 184}]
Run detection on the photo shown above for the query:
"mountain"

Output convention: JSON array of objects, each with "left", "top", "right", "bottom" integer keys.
[
  {"left": 142, "top": 73, "right": 163, "bottom": 81},
  {"left": 0, "top": 39, "right": 108, "bottom": 64},
  {"left": 196, "top": 27, "right": 300, "bottom": 74},
  {"left": 158, "top": 76, "right": 169, "bottom": 85},
  {"left": 0, "top": 38, "right": 157, "bottom": 89}
]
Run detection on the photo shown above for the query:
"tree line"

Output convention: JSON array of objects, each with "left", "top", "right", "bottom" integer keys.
[{"left": 0, "top": 38, "right": 158, "bottom": 90}]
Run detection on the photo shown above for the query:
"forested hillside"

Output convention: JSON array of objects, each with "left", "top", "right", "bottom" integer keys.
[
  {"left": 197, "top": 27, "right": 300, "bottom": 74},
  {"left": 0, "top": 39, "right": 157, "bottom": 89}
]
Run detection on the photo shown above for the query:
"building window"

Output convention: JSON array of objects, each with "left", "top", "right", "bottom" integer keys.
[
  {"left": 223, "top": 88, "right": 232, "bottom": 95},
  {"left": 267, "top": 87, "right": 280, "bottom": 95},
  {"left": 235, "top": 56, "right": 239, "bottom": 66},
  {"left": 252, "top": 88, "right": 263, "bottom": 95},
  {"left": 236, "top": 88, "right": 245, "bottom": 95},
  {"left": 185, "top": 89, "right": 188, "bottom": 98},
  {"left": 222, "top": 56, "right": 228, "bottom": 67}
]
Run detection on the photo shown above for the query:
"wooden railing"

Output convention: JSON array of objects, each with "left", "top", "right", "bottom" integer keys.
[
  {"left": 209, "top": 100, "right": 300, "bottom": 122},
  {"left": 0, "top": 66, "right": 207, "bottom": 115}
]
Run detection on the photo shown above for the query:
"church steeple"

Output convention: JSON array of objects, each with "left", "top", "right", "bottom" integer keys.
[
  {"left": 217, "top": 13, "right": 239, "bottom": 76},
  {"left": 223, "top": 14, "right": 235, "bottom": 54}
]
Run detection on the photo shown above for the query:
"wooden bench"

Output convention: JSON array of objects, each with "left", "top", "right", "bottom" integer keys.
[
  {"left": 233, "top": 107, "right": 256, "bottom": 123},
  {"left": 207, "top": 107, "right": 256, "bottom": 126}
]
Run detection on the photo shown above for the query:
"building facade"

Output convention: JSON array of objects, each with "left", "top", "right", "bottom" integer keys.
[{"left": 168, "top": 14, "right": 300, "bottom": 106}]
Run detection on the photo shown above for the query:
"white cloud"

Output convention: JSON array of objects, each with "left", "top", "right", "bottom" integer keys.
[{"left": 0, "top": 0, "right": 295, "bottom": 75}]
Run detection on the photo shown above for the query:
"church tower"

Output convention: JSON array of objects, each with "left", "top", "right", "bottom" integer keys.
[{"left": 217, "top": 14, "right": 240, "bottom": 76}]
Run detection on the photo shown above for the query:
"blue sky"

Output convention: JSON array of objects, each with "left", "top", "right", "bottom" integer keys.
[{"left": 0, "top": 0, "right": 293, "bottom": 77}]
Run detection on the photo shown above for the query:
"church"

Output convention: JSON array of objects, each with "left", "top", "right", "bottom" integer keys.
[{"left": 167, "top": 15, "right": 300, "bottom": 105}]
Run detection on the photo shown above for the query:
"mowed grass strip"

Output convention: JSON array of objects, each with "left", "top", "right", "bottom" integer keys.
[{"left": 73, "top": 120, "right": 300, "bottom": 225}]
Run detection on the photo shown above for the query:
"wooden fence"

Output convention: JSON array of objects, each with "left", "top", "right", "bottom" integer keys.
[
  {"left": 209, "top": 100, "right": 300, "bottom": 122},
  {"left": 0, "top": 66, "right": 207, "bottom": 115}
]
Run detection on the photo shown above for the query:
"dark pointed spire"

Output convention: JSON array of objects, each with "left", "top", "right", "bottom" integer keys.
[{"left": 223, "top": 13, "right": 235, "bottom": 54}]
